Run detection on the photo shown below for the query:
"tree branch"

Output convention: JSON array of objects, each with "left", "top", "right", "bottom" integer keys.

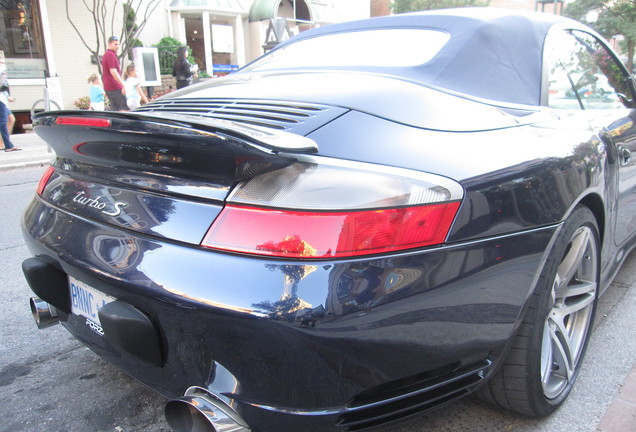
[
  {"left": 120, "top": 0, "right": 162, "bottom": 63},
  {"left": 66, "top": 0, "right": 100, "bottom": 73}
]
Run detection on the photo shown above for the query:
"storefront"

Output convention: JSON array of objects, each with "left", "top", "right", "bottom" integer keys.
[
  {"left": 168, "top": 1, "right": 247, "bottom": 77},
  {"left": 0, "top": 0, "right": 47, "bottom": 79},
  {"left": 167, "top": 0, "right": 351, "bottom": 77},
  {"left": 0, "top": 0, "right": 369, "bottom": 130},
  {"left": 0, "top": 0, "right": 57, "bottom": 130}
]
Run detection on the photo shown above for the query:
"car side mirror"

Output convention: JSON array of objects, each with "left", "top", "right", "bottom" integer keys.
[{"left": 616, "top": 93, "right": 631, "bottom": 106}]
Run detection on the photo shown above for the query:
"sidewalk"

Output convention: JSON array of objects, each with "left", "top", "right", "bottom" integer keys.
[
  {"left": 598, "top": 364, "right": 636, "bottom": 432},
  {"left": 0, "top": 132, "right": 54, "bottom": 170}
]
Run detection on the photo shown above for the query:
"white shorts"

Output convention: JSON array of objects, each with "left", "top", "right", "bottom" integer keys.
[{"left": 90, "top": 101, "right": 105, "bottom": 111}]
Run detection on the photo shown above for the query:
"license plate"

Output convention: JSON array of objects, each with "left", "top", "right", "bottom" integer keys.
[{"left": 69, "top": 276, "right": 116, "bottom": 329}]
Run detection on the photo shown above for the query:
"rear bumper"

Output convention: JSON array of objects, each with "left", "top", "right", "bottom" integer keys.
[{"left": 22, "top": 196, "right": 558, "bottom": 431}]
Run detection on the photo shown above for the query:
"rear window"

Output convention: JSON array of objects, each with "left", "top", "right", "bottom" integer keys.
[{"left": 244, "top": 28, "right": 450, "bottom": 71}]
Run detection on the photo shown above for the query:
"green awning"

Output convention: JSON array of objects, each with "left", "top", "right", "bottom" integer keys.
[
  {"left": 249, "top": 0, "right": 278, "bottom": 22},
  {"left": 249, "top": 0, "right": 312, "bottom": 23}
]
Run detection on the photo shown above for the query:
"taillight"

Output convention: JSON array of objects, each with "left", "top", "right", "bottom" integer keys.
[
  {"left": 201, "top": 160, "right": 463, "bottom": 258},
  {"left": 55, "top": 117, "right": 111, "bottom": 127},
  {"left": 36, "top": 166, "right": 55, "bottom": 195}
]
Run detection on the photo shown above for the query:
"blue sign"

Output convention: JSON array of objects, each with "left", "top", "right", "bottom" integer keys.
[{"left": 213, "top": 64, "right": 239, "bottom": 73}]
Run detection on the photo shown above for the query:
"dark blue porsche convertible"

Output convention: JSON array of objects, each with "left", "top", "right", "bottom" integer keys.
[{"left": 21, "top": 8, "right": 636, "bottom": 432}]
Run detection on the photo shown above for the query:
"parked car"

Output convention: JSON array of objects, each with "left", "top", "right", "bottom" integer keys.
[{"left": 22, "top": 8, "right": 636, "bottom": 432}]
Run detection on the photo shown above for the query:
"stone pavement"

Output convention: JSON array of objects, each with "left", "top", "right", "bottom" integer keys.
[{"left": 1, "top": 131, "right": 635, "bottom": 431}]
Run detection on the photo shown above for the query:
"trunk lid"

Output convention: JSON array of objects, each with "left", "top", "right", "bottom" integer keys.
[{"left": 33, "top": 110, "right": 318, "bottom": 245}]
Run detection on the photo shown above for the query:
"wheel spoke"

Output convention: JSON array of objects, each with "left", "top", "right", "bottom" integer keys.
[
  {"left": 541, "top": 223, "right": 598, "bottom": 400},
  {"left": 548, "top": 319, "right": 575, "bottom": 380},
  {"left": 541, "top": 324, "right": 554, "bottom": 386},
  {"left": 554, "top": 287, "right": 596, "bottom": 317},
  {"left": 555, "top": 279, "right": 596, "bottom": 300},
  {"left": 556, "top": 228, "right": 591, "bottom": 289},
  {"left": 550, "top": 314, "right": 575, "bottom": 370}
]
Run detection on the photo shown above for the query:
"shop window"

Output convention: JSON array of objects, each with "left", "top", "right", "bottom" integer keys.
[
  {"left": 0, "top": 0, "right": 46, "bottom": 79},
  {"left": 211, "top": 18, "right": 238, "bottom": 76}
]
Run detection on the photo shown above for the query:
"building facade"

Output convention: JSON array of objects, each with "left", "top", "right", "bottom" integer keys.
[
  {"left": 166, "top": 0, "right": 369, "bottom": 77},
  {"left": 0, "top": 0, "right": 370, "bottom": 130}
]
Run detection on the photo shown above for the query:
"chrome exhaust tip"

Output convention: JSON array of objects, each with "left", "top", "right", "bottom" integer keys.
[
  {"left": 165, "top": 386, "right": 250, "bottom": 432},
  {"left": 29, "top": 297, "right": 60, "bottom": 329}
]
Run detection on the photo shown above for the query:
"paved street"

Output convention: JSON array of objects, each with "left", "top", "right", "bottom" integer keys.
[
  {"left": 0, "top": 136, "right": 635, "bottom": 431},
  {"left": 0, "top": 164, "right": 171, "bottom": 432}
]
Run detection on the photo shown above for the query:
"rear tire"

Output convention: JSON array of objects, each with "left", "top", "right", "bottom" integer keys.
[{"left": 478, "top": 205, "right": 599, "bottom": 416}]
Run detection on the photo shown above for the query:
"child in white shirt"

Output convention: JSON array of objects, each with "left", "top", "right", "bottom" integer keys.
[{"left": 123, "top": 64, "right": 148, "bottom": 110}]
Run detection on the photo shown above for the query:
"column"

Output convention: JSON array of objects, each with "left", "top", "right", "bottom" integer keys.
[
  {"left": 203, "top": 11, "right": 213, "bottom": 76},
  {"left": 235, "top": 14, "right": 246, "bottom": 68}
]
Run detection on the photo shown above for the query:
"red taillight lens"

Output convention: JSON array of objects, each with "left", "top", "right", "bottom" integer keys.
[
  {"left": 201, "top": 202, "right": 460, "bottom": 258},
  {"left": 37, "top": 166, "right": 55, "bottom": 195},
  {"left": 201, "top": 160, "right": 463, "bottom": 259},
  {"left": 55, "top": 117, "right": 111, "bottom": 127}
]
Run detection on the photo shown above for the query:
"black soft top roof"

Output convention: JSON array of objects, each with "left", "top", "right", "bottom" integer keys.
[{"left": 266, "top": 8, "right": 582, "bottom": 106}]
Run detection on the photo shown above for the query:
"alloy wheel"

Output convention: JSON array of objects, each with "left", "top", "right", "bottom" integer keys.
[{"left": 540, "top": 225, "right": 598, "bottom": 399}]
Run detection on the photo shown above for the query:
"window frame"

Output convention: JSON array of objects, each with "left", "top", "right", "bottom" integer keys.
[
  {"left": 541, "top": 25, "right": 636, "bottom": 110},
  {"left": 242, "top": 27, "right": 452, "bottom": 72},
  {"left": 0, "top": 0, "right": 47, "bottom": 80}
]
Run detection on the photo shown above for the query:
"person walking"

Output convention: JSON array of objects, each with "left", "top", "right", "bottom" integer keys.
[
  {"left": 0, "top": 53, "right": 19, "bottom": 152},
  {"left": 101, "top": 36, "right": 127, "bottom": 111},
  {"left": 88, "top": 73, "right": 105, "bottom": 110},
  {"left": 123, "top": 64, "right": 148, "bottom": 110},
  {"left": 172, "top": 46, "right": 195, "bottom": 90}
]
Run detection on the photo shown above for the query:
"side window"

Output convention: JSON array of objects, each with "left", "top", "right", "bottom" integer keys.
[{"left": 547, "top": 30, "right": 633, "bottom": 110}]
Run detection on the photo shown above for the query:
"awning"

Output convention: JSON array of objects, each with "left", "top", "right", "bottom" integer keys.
[{"left": 248, "top": 0, "right": 312, "bottom": 23}]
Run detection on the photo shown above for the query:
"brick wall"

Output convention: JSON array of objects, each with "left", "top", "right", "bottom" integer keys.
[
  {"left": 150, "top": 75, "right": 217, "bottom": 100},
  {"left": 152, "top": 75, "right": 176, "bottom": 98}
]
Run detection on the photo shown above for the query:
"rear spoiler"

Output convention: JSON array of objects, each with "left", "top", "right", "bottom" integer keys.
[
  {"left": 32, "top": 111, "right": 317, "bottom": 183},
  {"left": 34, "top": 110, "right": 318, "bottom": 154}
]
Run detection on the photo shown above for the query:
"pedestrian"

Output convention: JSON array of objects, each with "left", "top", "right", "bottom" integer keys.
[
  {"left": 100, "top": 36, "right": 127, "bottom": 111},
  {"left": 123, "top": 64, "right": 148, "bottom": 110},
  {"left": 172, "top": 46, "right": 195, "bottom": 89},
  {"left": 0, "top": 53, "right": 19, "bottom": 152},
  {"left": 87, "top": 73, "right": 105, "bottom": 110}
]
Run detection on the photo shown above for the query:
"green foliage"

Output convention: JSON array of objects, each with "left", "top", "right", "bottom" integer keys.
[
  {"left": 563, "top": 0, "right": 602, "bottom": 22},
  {"left": 153, "top": 38, "right": 197, "bottom": 75},
  {"left": 392, "top": 0, "right": 489, "bottom": 13},
  {"left": 154, "top": 37, "right": 183, "bottom": 48},
  {"left": 153, "top": 38, "right": 181, "bottom": 74},
  {"left": 125, "top": 2, "right": 138, "bottom": 32},
  {"left": 127, "top": 38, "right": 144, "bottom": 60}
]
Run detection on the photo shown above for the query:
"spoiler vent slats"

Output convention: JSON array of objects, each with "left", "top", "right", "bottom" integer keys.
[{"left": 137, "top": 98, "right": 348, "bottom": 136}]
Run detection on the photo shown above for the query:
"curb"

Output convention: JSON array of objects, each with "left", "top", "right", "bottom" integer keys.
[
  {"left": 0, "top": 158, "right": 53, "bottom": 170},
  {"left": 0, "top": 132, "right": 53, "bottom": 171},
  {"left": 598, "top": 364, "right": 636, "bottom": 432}
]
